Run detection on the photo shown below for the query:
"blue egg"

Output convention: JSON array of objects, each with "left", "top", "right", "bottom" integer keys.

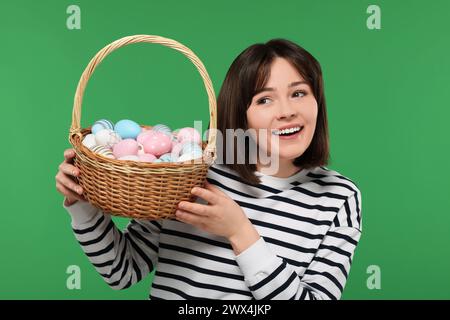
[
  {"left": 181, "top": 142, "right": 202, "bottom": 155},
  {"left": 153, "top": 159, "right": 163, "bottom": 163},
  {"left": 114, "top": 119, "right": 142, "bottom": 139},
  {"left": 159, "top": 153, "right": 172, "bottom": 162},
  {"left": 191, "top": 148, "right": 203, "bottom": 159},
  {"left": 92, "top": 119, "right": 114, "bottom": 134}
]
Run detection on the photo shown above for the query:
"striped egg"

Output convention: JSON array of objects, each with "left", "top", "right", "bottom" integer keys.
[
  {"left": 91, "top": 145, "right": 115, "bottom": 159},
  {"left": 91, "top": 119, "right": 114, "bottom": 135},
  {"left": 158, "top": 153, "right": 172, "bottom": 162},
  {"left": 152, "top": 124, "right": 172, "bottom": 137}
]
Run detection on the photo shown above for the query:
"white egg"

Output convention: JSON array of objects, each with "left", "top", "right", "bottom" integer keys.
[
  {"left": 95, "top": 129, "right": 122, "bottom": 148},
  {"left": 177, "top": 153, "right": 202, "bottom": 163},
  {"left": 82, "top": 134, "right": 97, "bottom": 149}
]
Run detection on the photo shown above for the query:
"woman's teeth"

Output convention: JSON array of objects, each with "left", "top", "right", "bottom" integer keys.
[{"left": 273, "top": 126, "right": 303, "bottom": 136}]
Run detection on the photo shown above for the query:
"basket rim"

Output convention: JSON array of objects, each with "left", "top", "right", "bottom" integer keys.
[{"left": 70, "top": 128, "right": 211, "bottom": 173}]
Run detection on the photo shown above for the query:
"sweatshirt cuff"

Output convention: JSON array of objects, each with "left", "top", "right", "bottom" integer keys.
[
  {"left": 235, "top": 237, "right": 278, "bottom": 280},
  {"left": 62, "top": 199, "right": 102, "bottom": 227}
]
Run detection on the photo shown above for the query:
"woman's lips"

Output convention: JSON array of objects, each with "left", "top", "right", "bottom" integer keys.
[{"left": 273, "top": 126, "right": 304, "bottom": 140}]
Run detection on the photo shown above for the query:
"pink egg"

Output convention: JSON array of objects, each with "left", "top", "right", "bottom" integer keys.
[
  {"left": 171, "top": 142, "right": 184, "bottom": 157},
  {"left": 142, "top": 132, "right": 172, "bottom": 156},
  {"left": 138, "top": 153, "right": 157, "bottom": 163},
  {"left": 113, "top": 139, "right": 139, "bottom": 159},
  {"left": 137, "top": 130, "right": 156, "bottom": 145},
  {"left": 177, "top": 127, "right": 202, "bottom": 145}
]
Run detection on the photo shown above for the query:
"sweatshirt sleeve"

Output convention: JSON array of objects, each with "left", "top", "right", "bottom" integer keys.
[
  {"left": 63, "top": 199, "right": 161, "bottom": 290},
  {"left": 235, "top": 190, "right": 362, "bottom": 300}
]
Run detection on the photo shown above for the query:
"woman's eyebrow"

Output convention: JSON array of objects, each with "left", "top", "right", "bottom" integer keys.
[{"left": 254, "top": 81, "right": 308, "bottom": 95}]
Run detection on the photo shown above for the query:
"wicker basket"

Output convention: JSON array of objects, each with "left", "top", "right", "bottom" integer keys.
[{"left": 68, "top": 35, "right": 217, "bottom": 220}]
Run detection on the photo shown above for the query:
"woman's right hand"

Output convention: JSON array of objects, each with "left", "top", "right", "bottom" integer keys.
[{"left": 56, "top": 148, "right": 85, "bottom": 206}]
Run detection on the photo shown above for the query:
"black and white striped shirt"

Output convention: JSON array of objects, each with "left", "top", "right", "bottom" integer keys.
[{"left": 64, "top": 164, "right": 362, "bottom": 300}]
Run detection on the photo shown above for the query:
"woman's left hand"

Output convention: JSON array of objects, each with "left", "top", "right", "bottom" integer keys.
[{"left": 176, "top": 182, "right": 260, "bottom": 251}]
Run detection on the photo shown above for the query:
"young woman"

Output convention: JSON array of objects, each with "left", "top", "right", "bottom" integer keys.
[{"left": 55, "top": 39, "right": 362, "bottom": 300}]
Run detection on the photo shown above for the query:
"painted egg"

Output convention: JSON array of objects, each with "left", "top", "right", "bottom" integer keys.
[
  {"left": 172, "top": 129, "right": 179, "bottom": 140},
  {"left": 137, "top": 130, "right": 156, "bottom": 145},
  {"left": 158, "top": 153, "right": 172, "bottom": 162},
  {"left": 118, "top": 155, "right": 140, "bottom": 161},
  {"left": 91, "top": 119, "right": 114, "bottom": 135},
  {"left": 91, "top": 145, "right": 115, "bottom": 159},
  {"left": 138, "top": 153, "right": 157, "bottom": 163},
  {"left": 114, "top": 119, "right": 142, "bottom": 139},
  {"left": 152, "top": 124, "right": 172, "bottom": 137},
  {"left": 170, "top": 142, "right": 184, "bottom": 157},
  {"left": 153, "top": 159, "right": 163, "bottom": 163},
  {"left": 181, "top": 148, "right": 203, "bottom": 160},
  {"left": 177, "top": 152, "right": 202, "bottom": 163},
  {"left": 142, "top": 132, "right": 172, "bottom": 156},
  {"left": 113, "top": 139, "right": 139, "bottom": 159},
  {"left": 177, "top": 127, "right": 202, "bottom": 145},
  {"left": 95, "top": 129, "right": 122, "bottom": 148},
  {"left": 181, "top": 142, "right": 203, "bottom": 156},
  {"left": 82, "top": 134, "right": 97, "bottom": 149}
]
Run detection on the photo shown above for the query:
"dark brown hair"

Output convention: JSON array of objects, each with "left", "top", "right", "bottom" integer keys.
[{"left": 217, "top": 38, "right": 330, "bottom": 185}]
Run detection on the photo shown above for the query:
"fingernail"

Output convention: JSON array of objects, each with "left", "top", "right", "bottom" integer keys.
[
  {"left": 77, "top": 187, "right": 83, "bottom": 194},
  {"left": 73, "top": 170, "right": 78, "bottom": 176}
]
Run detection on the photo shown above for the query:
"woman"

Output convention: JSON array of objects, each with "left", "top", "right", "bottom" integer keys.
[{"left": 55, "top": 39, "right": 362, "bottom": 300}]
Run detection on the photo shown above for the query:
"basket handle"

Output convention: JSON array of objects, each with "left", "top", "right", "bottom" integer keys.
[{"left": 69, "top": 34, "right": 217, "bottom": 163}]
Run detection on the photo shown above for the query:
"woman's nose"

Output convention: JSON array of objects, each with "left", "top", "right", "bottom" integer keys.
[{"left": 277, "top": 101, "right": 297, "bottom": 120}]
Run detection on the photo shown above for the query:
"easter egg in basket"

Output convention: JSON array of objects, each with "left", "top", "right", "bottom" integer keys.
[
  {"left": 114, "top": 119, "right": 142, "bottom": 139},
  {"left": 142, "top": 132, "right": 172, "bottom": 156}
]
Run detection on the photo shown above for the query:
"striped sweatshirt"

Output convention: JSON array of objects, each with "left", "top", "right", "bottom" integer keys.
[{"left": 63, "top": 164, "right": 362, "bottom": 300}]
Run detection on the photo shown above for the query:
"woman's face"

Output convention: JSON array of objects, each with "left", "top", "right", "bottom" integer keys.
[{"left": 246, "top": 57, "right": 318, "bottom": 164}]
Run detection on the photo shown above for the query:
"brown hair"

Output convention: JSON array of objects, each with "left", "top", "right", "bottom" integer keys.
[{"left": 216, "top": 38, "right": 330, "bottom": 185}]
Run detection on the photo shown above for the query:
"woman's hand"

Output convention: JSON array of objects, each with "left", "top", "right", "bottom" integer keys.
[
  {"left": 55, "top": 148, "right": 85, "bottom": 206},
  {"left": 176, "top": 182, "right": 260, "bottom": 254}
]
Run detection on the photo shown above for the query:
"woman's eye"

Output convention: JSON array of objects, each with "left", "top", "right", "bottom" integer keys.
[
  {"left": 256, "top": 97, "right": 271, "bottom": 105},
  {"left": 292, "top": 91, "right": 306, "bottom": 98}
]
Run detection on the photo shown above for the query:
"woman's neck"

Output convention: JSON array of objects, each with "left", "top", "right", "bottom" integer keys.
[{"left": 256, "top": 158, "right": 302, "bottom": 178}]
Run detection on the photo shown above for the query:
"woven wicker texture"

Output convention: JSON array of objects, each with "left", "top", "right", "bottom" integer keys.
[{"left": 68, "top": 35, "right": 217, "bottom": 220}]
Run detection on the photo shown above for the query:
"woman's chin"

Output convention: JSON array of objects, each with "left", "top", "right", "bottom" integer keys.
[{"left": 274, "top": 149, "right": 305, "bottom": 162}]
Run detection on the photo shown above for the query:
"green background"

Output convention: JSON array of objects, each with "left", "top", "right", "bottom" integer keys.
[{"left": 1, "top": 0, "right": 449, "bottom": 299}]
